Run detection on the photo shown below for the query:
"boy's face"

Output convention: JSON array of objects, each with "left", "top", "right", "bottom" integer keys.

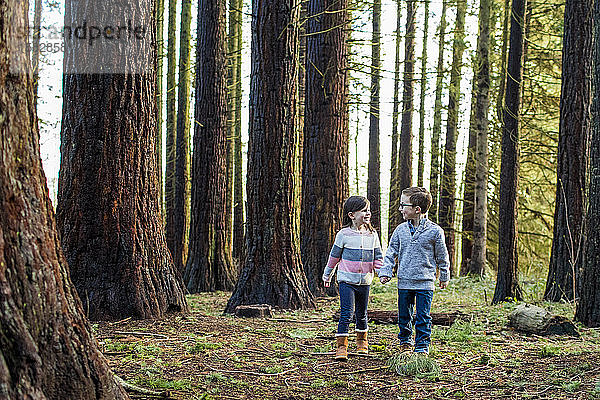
[{"left": 399, "top": 194, "right": 421, "bottom": 221}]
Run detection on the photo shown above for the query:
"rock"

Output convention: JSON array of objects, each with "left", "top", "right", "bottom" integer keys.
[
  {"left": 508, "top": 304, "right": 579, "bottom": 337},
  {"left": 234, "top": 304, "right": 272, "bottom": 318}
]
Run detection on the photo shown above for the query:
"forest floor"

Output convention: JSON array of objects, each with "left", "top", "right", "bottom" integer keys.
[{"left": 95, "top": 277, "right": 600, "bottom": 400}]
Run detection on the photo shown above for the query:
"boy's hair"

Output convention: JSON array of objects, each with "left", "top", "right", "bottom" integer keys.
[
  {"left": 342, "top": 196, "right": 374, "bottom": 232},
  {"left": 402, "top": 187, "right": 433, "bottom": 213}
]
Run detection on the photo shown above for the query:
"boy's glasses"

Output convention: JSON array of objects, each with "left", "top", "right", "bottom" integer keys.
[{"left": 399, "top": 203, "right": 415, "bottom": 208}]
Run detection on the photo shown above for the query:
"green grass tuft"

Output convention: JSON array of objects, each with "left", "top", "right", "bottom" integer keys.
[{"left": 387, "top": 353, "right": 442, "bottom": 378}]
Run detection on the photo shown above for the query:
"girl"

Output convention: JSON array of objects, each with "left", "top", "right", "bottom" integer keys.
[{"left": 322, "top": 196, "right": 384, "bottom": 361}]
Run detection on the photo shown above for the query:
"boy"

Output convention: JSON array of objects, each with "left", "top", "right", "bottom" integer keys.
[{"left": 378, "top": 186, "right": 450, "bottom": 354}]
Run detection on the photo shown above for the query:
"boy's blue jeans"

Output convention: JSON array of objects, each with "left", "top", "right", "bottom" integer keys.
[
  {"left": 337, "top": 282, "right": 370, "bottom": 335},
  {"left": 397, "top": 289, "right": 433, "bottom": 351}
]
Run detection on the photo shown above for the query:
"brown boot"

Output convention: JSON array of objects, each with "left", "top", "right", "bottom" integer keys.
[
  {"left": 356, "top": 331, "right": 368, "bottom": 354},
  {"left": 335, "top": 336, "right": 348, "bottom": 361}
]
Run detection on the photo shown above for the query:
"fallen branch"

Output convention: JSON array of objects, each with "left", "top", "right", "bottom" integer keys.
[
  {"left": 113, "top": 331, "right": 169, "bottom": 339},
  {"left": 206, "top": 365, "right": 298, "bottom": 377},
  {"left": 114, "top": 375, "right": 170, "bottom": 398},
  {"left": 339, "top": 366, "right": 388, "bottom": 375}
]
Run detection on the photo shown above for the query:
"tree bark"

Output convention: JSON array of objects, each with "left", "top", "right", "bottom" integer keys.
[
  {"left": 184, "top": 0, "right": 236, "bottom": 293},
  {"left": 301, "top": 0, "right": 349, "bottom": 296},
  {"left": 0, "top": 3, "right": 128, "bottom": 396},
  {"left": 173, "top": 0, "right": 193, "bottom": 275},
  {"left": 388, "top": 0, "right": 403, "bottom": 240},
  {"left": 31, "top": 0, "right": 42, "bottom": 102},
  {"left": 57, "top": 0, "right": 188, "bottom": 320},
  {"left": 417, "top": 0, "right": 430, "bottom": 188},
  {"left": 438, "top": 0, "right": 467, "bottom": 276},
  {"left": 545, "top": 0, "right": 592, "bottom": 303},
  {"left": 156, "top": 0, "right": 165, "bottom": 217},
  {"left": 399, "top": 0, "right": 416, "bottom": 193},
  {"left": 493, "top": 0, "right": 526, "bottom": 304},
  {"left": 225, "top": 0, "right": 315, "bottom": 312},
  {"left": 367, "top": 0, "right": 382, "bottom": 230},
  {"left": 429, "top": 0, "right": 447, "bottom": 223},
  {"left": 461, "top": 78, "right": 477, "bottom": 276},
  {"left": 470, "top": 0, "right": 491, "bottom": 277},
  {"left": 574, "top": 0, "right": 598, "bottom": 328}
]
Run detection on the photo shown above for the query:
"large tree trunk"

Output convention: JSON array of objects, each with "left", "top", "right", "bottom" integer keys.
[
  {"left": 461, "top": 78, "right": 477, "bottom": 276},
  {"left": 544, "top": 0, "right": 592, "bottom": 303},
  {"left": 470, "top": 0, "right": 491, "bottom": 277},
  {"left": 493, "top": 0, "right": 526, "bottom": 304},
  {"left": 165, "top": 0, "right": 178, "bottom": 260},
  {"left": 156, "top": 0, "right": 165, "bottom": 216},
  {"left": 173, "top": 0, "right": 193, "bottom": 275},
  {"left": 367, "top": 0, "right": 382, "bottom": 230},
  {"left": 438, "top": 0, "right": 467, "bottom": 276},
  {"left": 31, "top": 0, "right": 42, "bottom": 102},
  {"left": 0, "top": 3, "right": 128, "bottom": 397},
  {"left": 388, "top": 0, "right": 403, "bottom": 240},
  {"left": 575, "top": 0, "right": 599, "bottom": 327},
  {"left": 496, "top": 0, "right": 511, "bottom": 122},
  {"left": 184, "top": 0, "right": 236, "bottom": 293},
  {"left": 398, "top": 0, "right": 416, "bottom": 193},
  {"left": 57, "top": 0, "right": 188, "bottom": 320},
  {"left": 429, "top": 0, "right": 447, "bottom": 223},
  {"left": 225, "top": 0, "right": 315, "bottom": 312},
  {"left": 417, "top": 0, "right": 430, "bottom": 188},
  {"left": 301, "top": 0, "right": 349, "bottom": 297}
]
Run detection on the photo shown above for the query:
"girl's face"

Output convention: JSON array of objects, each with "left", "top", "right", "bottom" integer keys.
[{"left": 349, "top": 205, "right": 371, "bottom": 229}]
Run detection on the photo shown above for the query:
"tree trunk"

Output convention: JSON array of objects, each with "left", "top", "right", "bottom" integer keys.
[
  {"left": 301, "top": 0, "right": 349, "bottom": 297},
  {"left": 367, "top": 0, "right": 382, "bottom": 230},
  {"left": 470, "top": 0, "right": 491, "bottom": 277},
  {"left": 165, "top": 0, "right": 178, "bottom": 260},
  {"left": 429, "top": 0, "right": 447, "bottom": 223},
  {"left": 461, "top": 78, "right": 477, "bottom": 276},
  {"left": 399, "top": 0, "right": 416, "bottom": 193},
  {"left": 231, "top": 0, "right": 245, "bottom": 264},
  {"left": 492, "top": 0, "right": 526, "bottom": 304},
  {"left": 438, "top": 0, "right": 467, "bottom": 276},
  {"left": 225, "top": 0, "right": 315, "bottom": 312},
  {"left": 57, "top": 0, "right": 188, "bottom": 320},
  {"left": 31, "top": 0, "right": 42, "bottom": 102},
  {"left": 388, "top": 0, "right": 403, "bottom": 240},
  {"left": 173, "top": 0, "right": 193, "bottom": 275},
  {"left": 574, "top": 0, "right": 597, "bottom": 328},
  {"left": 496, "top": 0, "right": 511, "bottom": 122},
  {"left": 156, "top": 0, "right": 165, "bottom": 216},
  {"left": 0, "top": 4, "right": 128, "bottom": 396},
  {"left": 544, "top": 0, "right": 592, "bottom": 303},
  {"left": 417, "top": 0, "right": 430, "bottom": 188},
  {"left": 184, "top": 0, "right": 236, "bottom": 293}
]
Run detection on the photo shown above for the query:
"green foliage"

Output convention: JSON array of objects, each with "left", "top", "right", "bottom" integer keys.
[
  {"left": 186, "top": 339, "right": 222, "bottom": 354},
  {"left": 387, "top": 353, "right": 442, "bottom": 379},
  {"left": 539, "top": 344, "right": 561, "bottom": 357},
  {"left": 286, "top": 328, "right": 315, "bottom": 339}
]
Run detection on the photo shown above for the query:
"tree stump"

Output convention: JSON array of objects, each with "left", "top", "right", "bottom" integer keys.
[
  {"left": 508, "top": 304, "right": 579, "bottom": 337},
  {"left": 235, "top": 304, "right": 272, "bottom": 318},
  {"left": 333, "top": 310, "right": 465, "bottom": 326}
]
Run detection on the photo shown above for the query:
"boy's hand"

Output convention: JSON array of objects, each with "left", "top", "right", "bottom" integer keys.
[
  {"left": 379, "top": 276, "right": 391, "bottom": 284},
  {"left": 439, "top": 280, "right": 448, "bottom": 289},
  {"left": 324, "top": 281, "right": 330, "bottom": 288}
]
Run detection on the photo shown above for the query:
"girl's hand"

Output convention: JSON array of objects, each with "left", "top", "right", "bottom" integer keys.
[{"left": 324, "top": 281, "right": 330, "bottom": 287}]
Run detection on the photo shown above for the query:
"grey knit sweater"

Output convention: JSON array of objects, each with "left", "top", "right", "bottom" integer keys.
[{"left": 378, "top": 218, "right": 450, "bottom": 290}]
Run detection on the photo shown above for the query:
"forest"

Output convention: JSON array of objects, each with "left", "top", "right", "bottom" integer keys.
[{"left": 1, "top": 0, "right": 600, "bottom": 398}]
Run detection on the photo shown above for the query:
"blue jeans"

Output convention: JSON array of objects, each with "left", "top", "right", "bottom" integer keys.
[
  {"left": 397, "top": 289, "right": 433, "bottom": 351},
  {"left": 337, "top": 282, "right": 370, "bottom": 335}
]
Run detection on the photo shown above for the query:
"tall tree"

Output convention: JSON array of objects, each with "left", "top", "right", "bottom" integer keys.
[
  {"left": 301, "top": 0, "right": 349, "bottom": 296},
  {"left": 438, "top": 0, "right": 467, "bottom": 275},
  {"left": 544, "top": 0, "right": 592, "bottom": 302},
  {"left": 575, "top": 0, "right": 599, "bottom": 327},
  {"left": 57, "top": 0, "right": 188, "bottom": 320},
  {"left": 225, "top": 0, "right": 315, "bottom": 312},
  {"left": 31, "top": 0, "right": 42, "bottom": 102},
  {"left": 496, "top": 0, "right": 511, "bottom": 122},
  {"left": 165, "top": 0, "right": 178, "bottom": 258},
  {"left": 173, "top": 0, "right": 193, "bottom": 274},
  {"left": 367, "top": 0, "right": 382, "bottom": 229},
  {"left": 399, "top": 0, "right": 416, "bottom": 193},
  {"left": 492, "top": 0, "right": 526, "bottom": 304},
  {"left": 184, "top": 0, "right": 236, "bottom": 292},
  {"left": 0, "top": 3, "right": 128, "bottom": 396},
  {"left": 461, "top": 78, "right": 477, "bottom": 276},
  {"left": 469, "top": 0, "right": 492, "bottom": 276},
  {"left": 429, "top": 0, "right": 447, "bottom": 223},
  {"left": 388, "top": 0, "right": 403, "bottom": 240},
  {"left": 417, "top": 0, "right": 430, "bottom": 187},
  {"left": 156, "top": 0, "right": 165, "bottom": 215}
]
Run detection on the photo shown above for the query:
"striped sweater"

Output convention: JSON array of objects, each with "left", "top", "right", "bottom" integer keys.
[{"left": 322, "top": 227, "right": 384, "bottom": 285}]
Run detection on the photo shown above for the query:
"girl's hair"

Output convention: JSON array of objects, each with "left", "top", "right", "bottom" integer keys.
[{"left": 342, "top": 196, "right": 374, "bottom": 232}]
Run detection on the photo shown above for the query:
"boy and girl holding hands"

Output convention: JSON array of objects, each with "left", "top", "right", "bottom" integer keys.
[{"left": 322, "top": 186, "right": 450, "bottom": 361}]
